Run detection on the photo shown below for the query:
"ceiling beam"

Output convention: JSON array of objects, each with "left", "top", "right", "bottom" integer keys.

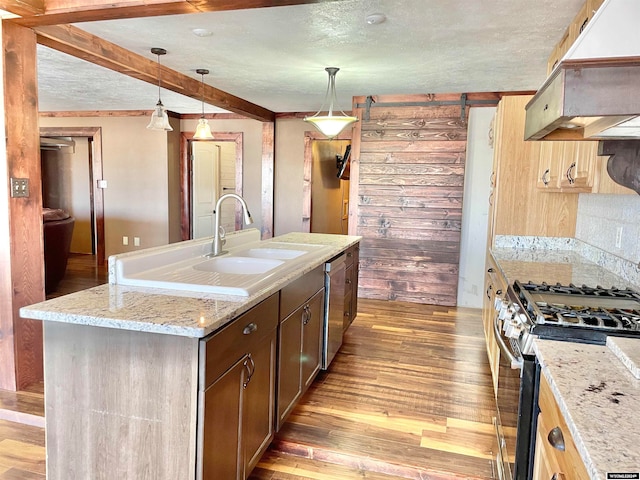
[
  {"left": 0, "top": 0, "right": 45, "bottom": 16},
  {"left": 34, "top": 24, "right": 276, "bottom": 122},
  {"left": 10, "top": 0, "right": 339, "bottom": 27}
]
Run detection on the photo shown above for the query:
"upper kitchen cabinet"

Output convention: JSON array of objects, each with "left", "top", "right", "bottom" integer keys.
[
  {"left": 535, "top": 141, "right": 598, "bottom": 193},
  {"left": 488, "top": 95, "right": 578, "bottom": 246},
  {"left": 546, "top": 0, "right": 604, "bottom": 76},
  {"left": 527, "top": 0, "right": 640, "bottom": 142}
]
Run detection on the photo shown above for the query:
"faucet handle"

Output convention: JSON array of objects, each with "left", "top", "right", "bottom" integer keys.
[{"left": 218, "top": 225, "right": 227, "bottom": 246}]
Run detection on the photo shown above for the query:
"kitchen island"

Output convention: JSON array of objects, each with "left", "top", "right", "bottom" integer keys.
[
  {"left": 20, "top": 231, "right": 360, "bottom": 480},
  {"left": 488, "top": 235, "right": 640, "bottom": 480}
]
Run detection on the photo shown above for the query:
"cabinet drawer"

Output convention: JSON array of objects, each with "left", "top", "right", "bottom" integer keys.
[
  {"left": 537, "top": 374, "right": 590, "bottom": 480},
  {"left": 280, "top": 265, "right": 324, "bottom": 320},
  {"left": 200, "top": 293, "right": 279, "bottom": 388}
]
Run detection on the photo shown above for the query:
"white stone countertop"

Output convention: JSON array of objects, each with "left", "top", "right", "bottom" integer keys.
[
  {"left": 491, "top": 238, "right": 639, "bottom": 291},
  {"left": 20, "top": 232, "right": 360, "bottom": 338},
  {"left": 534, "top": 339, "right": 640, "bottom": 480}
]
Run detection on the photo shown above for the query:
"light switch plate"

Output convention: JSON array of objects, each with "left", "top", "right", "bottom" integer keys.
[{"left": 10, "top": 178, "right": 29, "bottom": 198}]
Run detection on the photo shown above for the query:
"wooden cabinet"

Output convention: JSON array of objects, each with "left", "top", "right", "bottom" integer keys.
[
  {"left": 546, "top": 0, "right": 604, "bottom": 75},
  {"left": 489, "top": 95, "right": 578, "bottom": 243},
  {"left": 536, "top": 141, "right": 597, "bottom": 193},
  {"left": 532, "top": 374, "right": 590, "bottom": 480},
  {"left": 198, "top": 293, "right": 278, "bottom": 480},
  {"left": 343, "top": 243, "right": 359, "bottom": 331},
  {"left": 277, "top": 266, "right": 324, "bottom": 429},
  {"left": 482, "top": 252, "right": 507, "bottom": 397}
]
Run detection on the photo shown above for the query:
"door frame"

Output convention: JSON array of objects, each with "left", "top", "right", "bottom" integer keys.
[
  {"left": 180, "top": 132, "right": 243, "bottom": 241},
  {"left": 303, "top": 130, "right": 352, "bottom": 233},
  {"left": 39, "top": 126, "right": 106, "bottom": 266}
]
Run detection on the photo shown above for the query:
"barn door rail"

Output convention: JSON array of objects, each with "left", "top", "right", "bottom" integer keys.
[{"left": 356, "top": 94, "right": 499, "bottom": 121}]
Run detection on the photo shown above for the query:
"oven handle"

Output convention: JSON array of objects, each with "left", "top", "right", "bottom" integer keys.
[{"left": 493, "top": 315, "right": 523, "bottom": 370}]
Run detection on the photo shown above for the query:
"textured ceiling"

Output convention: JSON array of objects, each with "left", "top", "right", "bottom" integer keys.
[{"left": 36, "top": 0, "right": 585, "bottom": 115}]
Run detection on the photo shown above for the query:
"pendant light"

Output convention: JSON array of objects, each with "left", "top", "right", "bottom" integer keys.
[
  {"left": 193, "top": 69, "right": 214, "bottom": 140},
  {"left": 304, "top": 67, "right": 358, "bottom": 139},
  {"left": 147, "top": 48, "right": 173, "bottom": 131}
]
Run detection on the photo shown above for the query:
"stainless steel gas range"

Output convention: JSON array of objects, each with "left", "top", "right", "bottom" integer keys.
[{"left": 492, "top": 280, "right": 640, "bottom": 480}]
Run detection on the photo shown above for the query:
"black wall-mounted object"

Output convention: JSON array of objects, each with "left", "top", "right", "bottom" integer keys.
[{"left": 336, "top": 144, "right": 351, "bottom": 180}]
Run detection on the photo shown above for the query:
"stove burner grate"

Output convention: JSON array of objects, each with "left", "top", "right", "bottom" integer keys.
[
  {"left": 520, "top": 281, "right": 639, "bottom": 298},
  {"left": 536, "top": 301, "right": 640, "bottom": 330}
]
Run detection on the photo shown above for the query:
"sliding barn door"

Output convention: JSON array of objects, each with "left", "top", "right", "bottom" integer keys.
[{"left": 351, "top": 94, "right": 496, "bottom": 306}]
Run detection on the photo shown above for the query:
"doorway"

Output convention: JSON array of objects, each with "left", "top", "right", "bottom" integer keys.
[
  {"left": 39, "top": 127, "right": 105, "bottom": 265},
  {"left": 302, "top": 131, "right": 352, "bottom": 233},
  {"left": 310, "top": 140, "right": 350, "bottom": 234},
  {"left": 180, "top": 132, "right": 243, "bottom": 240}
]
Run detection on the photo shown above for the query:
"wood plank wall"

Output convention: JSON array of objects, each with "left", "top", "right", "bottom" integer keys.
[{"left": 350, "top": 94, "right": 498, "bottom": 306}]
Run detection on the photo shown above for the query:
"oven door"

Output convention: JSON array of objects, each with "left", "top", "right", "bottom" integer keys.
[{"left": 493, "top": 316, "right": 537, "bottom": 480}]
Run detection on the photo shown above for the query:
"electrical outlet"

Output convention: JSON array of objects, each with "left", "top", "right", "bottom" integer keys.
[
  {"left": 122, "top": 236, "right": 129, "bottom": 246},
  {"left": 10, "top": 178, "right": 29, "bottom": 198},
  {"left": 615, "top": 227, "right": 623, "bottom": 249},
  {"left": 134, "top": 237, "right": 140, "bottom": 247}
]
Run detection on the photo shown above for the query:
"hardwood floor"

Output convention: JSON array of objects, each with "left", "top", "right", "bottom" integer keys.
[
  {"left": 2, "top": 258, "right": 497, "bottom": 479},
  {"left": 256, "top": 301, "right": 496, "bottom": 480},
  {"left": 46, "top": 253, "right": 108, "bottom": 299}
]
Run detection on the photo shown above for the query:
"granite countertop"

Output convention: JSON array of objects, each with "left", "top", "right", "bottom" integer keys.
[
  {"left": 491, "top": 236, "right": 640, "bottom": 479},
  {"left": 534, "top": 339, "right": 640, "bottom": 480},
  {"left": 20, "top": 232, "right": 360, "bottom": 338},
  {"left": 490, "top": 236, "right": 640, "bottom": 291}
]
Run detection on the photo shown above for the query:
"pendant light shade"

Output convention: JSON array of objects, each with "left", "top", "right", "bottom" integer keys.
[
  {"left": 147, "top": 48, "right": 173, "bottom": 131},
  {"left": 304, "top": 67, "right": 358, "bottom": 139},
  {"left": 193, "top": 69, "right": 214, "bottom": 140}
]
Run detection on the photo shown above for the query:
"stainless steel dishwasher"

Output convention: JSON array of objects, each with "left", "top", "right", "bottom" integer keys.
[{"left": 322, "top": 252, "right": 346, "bottom": 369}]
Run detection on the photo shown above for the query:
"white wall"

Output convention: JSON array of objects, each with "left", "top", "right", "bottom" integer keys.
[
  {"left": 274, "top": 117, "right": 309, "bottom": 235},
  {"left": 576, "top": 193, "right": 640, "bottom": 263},
  {"left": 39, "top": 116, "right": 171, "bottom": 257},
  {"left": 457, "top": 107, "right": 496, "bottom": 308}
]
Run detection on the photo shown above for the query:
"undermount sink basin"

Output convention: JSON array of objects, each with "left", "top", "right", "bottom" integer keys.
[
  {"left": 193, "top": 256, "right": 284, "bottom": 275},
  {"left": 240, "top": 248, "right": 307, "bottom": 260}
]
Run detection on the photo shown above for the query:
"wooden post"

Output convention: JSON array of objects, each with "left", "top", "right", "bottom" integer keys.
[{"left": 0, "top": 20, "right": 44, "bottom": 390}]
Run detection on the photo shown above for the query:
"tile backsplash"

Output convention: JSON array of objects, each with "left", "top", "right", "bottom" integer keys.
[{"left": 576, "top": 194, "right": 640, "bottom": 264}]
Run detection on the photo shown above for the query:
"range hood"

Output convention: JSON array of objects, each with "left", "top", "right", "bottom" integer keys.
[{"left": 525, "top": 0, "right": 640, "bottom": 141}]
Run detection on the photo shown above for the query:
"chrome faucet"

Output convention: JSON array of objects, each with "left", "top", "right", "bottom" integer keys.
[{"left": 211, "top": 193, "right": 254, "bottom": 257}]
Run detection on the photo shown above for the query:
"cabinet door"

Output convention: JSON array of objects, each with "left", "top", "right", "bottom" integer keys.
[
  {"left": 242, "top": 328, "right": 277, "bottom": 477},
  {"left": 348, "top": 244, "right": 359, "bottom": 326},
  {"left": 536, "top": 142, "right": 562, "bottom": 191},
  {"left": 532, "top": 416, "right": 562, "bottom": 480},
  {"left": 277, "top": 304, "right": 303, "bottom": 427},
  {"left": 558, "top": 141, "right": 596, "bottom": 192},
  {"left": 301, "top": 288, "right": 324, "bottom": 390},
  {"left": 201, "top": 357, "right": 245, "bottom": 480},
  {"left": 344, "top": 264, "right": 354, "bottom": 331}
]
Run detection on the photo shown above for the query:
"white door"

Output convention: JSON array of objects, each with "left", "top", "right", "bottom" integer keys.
[{"left": 192, "top": 142, "right": 221, "bottom": 239}]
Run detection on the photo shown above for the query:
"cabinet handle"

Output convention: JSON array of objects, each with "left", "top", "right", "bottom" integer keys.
[
  {"left": 344, "top": 311, "right": 350, "bottom": 317},
  {"left": 496, "top": 289, "right": 502, "bottom": 296},
  {"left": 242, "top": 323, "right": 258, "bottom": 335},
  {"left": 551, "top": 473, "right": 566, "bottom": 480},
  {"left": 541, "top": 168, "right": 550, "bottom": 186},
  {"left": 566, "top": 162, "right": 576, "bottom": 185},
  {"left": 346, "top": 278, "right": 352, "bottom": 285},
  {"left": 243, "top": 354, "right": 255, "bottom": 389},
  {"left": 547, "top": 426, "right": 565, "bottom": 451},
  {"left": 486, "top": 285, "right": 493, "bottom": 300},
  {"left": 302, "top": 305, "right": 311, "bottom": 325},
  {"left": 579, "top": 16, "right": 589, "bottom": 33},
  {"left": 347, "top": 252, "right": 353, "bottom": 257},
  {"left": 487, "top": 268, "right": 494, "bottom": 273}
]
